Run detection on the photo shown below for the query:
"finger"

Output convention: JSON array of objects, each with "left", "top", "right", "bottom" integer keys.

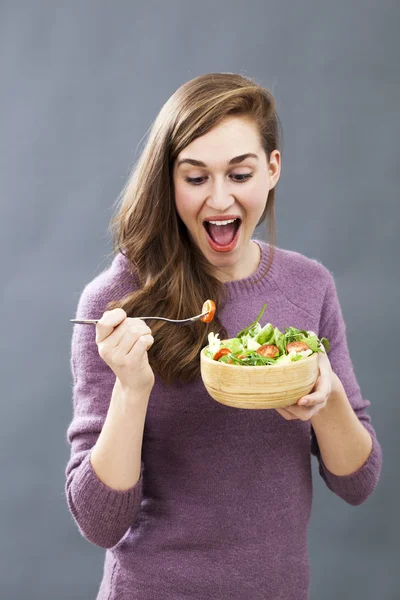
[
  {"left": 116, "top": 326, "right": 153, "bottom": 356},
  {"left": 117, "top": 318, "right": 152, "bottom": 341},
  {"left": 140, "top": 334, "right": 154, "bottom": 352},
  {"left": 318, "top": 351, "right": 332, "bottom": 375},
  {"left": 96, "top": 309, "right": 127, "bottom": 343},
  {"left": 298, "top": 375, "right": 330, "bottom": 407},
  {"left": 99, "top": 316, "right": 151, "bottom": 349},
  {"left": 276, "top": 407, "right": 299, "bottom": 420},
  {"left": 283, "top": 404, "right": 322, "bottom": 421},
  {"left": 127, "top": 333, "right": 154, "bottom": 359},
  {"left": 298, "top": 391, "right": 329, "bottom": 407}
]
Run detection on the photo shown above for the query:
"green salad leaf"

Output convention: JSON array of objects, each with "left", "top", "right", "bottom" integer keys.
[
  {"left": 254, "top": 322, "right": 274, "bottom": 345},
  {"left": 221, "top": 337, "right": 244, "bottom": 354},
  {"left": 236, "top": 303, "right": 267, "bottom": 339},
  {"left": 320, "top": 337, "right": 330, "bottom": 352},
  {"left": 301, "top": 335, "right": 319, "bottom": 353}
]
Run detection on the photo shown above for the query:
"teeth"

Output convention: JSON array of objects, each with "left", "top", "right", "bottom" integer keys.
[{"left": 207, "top": 218, "right": 237, "bottom": 226}]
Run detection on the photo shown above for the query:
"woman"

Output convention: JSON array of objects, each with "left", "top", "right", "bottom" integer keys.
[{"left": 65, "top": 73, "right": 382, "bottom": 600}]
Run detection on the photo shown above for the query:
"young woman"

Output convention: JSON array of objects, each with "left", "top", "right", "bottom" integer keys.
[{"left": 65, "top": 73, "right": 382, "bottom": 600}]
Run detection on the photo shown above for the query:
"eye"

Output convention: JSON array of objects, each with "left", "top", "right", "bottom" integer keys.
[
  {"left": 185, "top": 176, "right": 207, "bottom": 186},
  {"left": 230, "top": 173, "right": 253, "bottom": 183},
  {"left": 185, "top": 173, "right": 253, "bottom": 186}
]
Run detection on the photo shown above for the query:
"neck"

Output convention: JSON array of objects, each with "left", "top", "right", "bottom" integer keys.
[{"left": 214, "top": 240, "right": 261, "bottom": 282}]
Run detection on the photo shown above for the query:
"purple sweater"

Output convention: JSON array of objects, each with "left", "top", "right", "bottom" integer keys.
[{"left": 65, "top": 240, "right": 382, "bottom": 600}]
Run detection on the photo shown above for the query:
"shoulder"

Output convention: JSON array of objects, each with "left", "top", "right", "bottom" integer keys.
[
  {"left": 272, "top": 245, "right": 333, "bottom": 285},
  {"left": 72, "top": 252, "right": 138, "bottom": 319},
  {"left": 266, "top": 243, "right": 336, "bottom": 318}
]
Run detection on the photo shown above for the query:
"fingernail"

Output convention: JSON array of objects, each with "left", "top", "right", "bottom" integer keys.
[{"left": 299, "top": 399, "right": 308, "bottom": 406}]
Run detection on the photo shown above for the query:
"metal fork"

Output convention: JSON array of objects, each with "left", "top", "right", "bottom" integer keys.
[{"left": 70, "top": 311, "right": 209, "bottom": 327}]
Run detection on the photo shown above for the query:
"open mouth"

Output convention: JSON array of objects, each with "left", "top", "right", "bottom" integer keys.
[{"left": 203, "top": 218, "right": 242, "bottom": 251}]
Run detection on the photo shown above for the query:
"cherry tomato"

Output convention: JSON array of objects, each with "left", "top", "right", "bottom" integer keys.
[
  {"left": 286, "top": 341, "right": 310, "bottom": 353},
  {"left": 256, "top": 344, "right": 280, "bottom": 358},
  {"left": 213, "top": 348, "right": 231, "bottom": 361},
  {"left": 200, "top": 299, "right": 216, "bottom": 322}
]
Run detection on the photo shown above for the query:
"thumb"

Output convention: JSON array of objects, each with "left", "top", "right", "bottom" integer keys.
[{"left": 96, "top": 308, "right": 127, "bottom": 343}]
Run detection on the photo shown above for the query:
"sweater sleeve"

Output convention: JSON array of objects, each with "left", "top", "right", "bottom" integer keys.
[
  {"left": 65, "top": 279, "right": 144, "bottom": 548},
  {"left": 310, "top": 270, "right": 382, "bottom": 506}
]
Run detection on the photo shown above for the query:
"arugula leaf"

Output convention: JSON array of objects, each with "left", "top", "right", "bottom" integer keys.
[
  {"left": 223, "top": 349, "right": 276, "bottom": 366},
  {"left": 283, "top": 327, "right": 303, "bottom": 344},
  {"left": 248, "top": 322, "right": 262, "bottom": 338},
  {"left": 321, "top": 337, "right": 330, "bottom": 352},
  {"left": 236, "top": 303, "right": 267, "bottom": 339}
]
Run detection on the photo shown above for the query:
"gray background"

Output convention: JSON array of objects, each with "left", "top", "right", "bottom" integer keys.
[{"left": 1, "top": 1, "right": 398, "bottom": 598}]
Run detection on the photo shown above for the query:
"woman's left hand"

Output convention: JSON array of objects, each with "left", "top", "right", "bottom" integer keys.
[{"left": 275, "top": 350, "right": 336, "bottom": 421}]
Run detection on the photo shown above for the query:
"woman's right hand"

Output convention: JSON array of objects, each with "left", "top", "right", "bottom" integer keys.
[{"left": 95, "top": 308, "right": 155, "bottom": 395}]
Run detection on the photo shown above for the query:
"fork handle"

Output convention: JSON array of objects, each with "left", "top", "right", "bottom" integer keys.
[
  {"left": 70, "top": 317, "right": 170, "bottom": 325},
  {"left": 70, "top": 319, "right": 100, "bottom": 325}
]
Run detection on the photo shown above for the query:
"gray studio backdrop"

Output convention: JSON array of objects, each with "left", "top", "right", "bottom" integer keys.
[{"left": 1, "top": 2, "right": 398, "bottom": 599}]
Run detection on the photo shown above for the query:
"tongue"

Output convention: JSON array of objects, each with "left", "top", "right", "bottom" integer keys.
[{"left": 208, "top": 222, "right": 237, "bottom": 246}]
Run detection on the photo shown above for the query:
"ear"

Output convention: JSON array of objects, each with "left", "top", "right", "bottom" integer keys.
[{"left": 268, "top": 150, "right": 281, "bottom": 190}]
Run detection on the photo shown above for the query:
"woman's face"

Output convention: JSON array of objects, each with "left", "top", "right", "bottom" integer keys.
[{"left": 173, "top": 116, "right": 281, "bottom": 281}]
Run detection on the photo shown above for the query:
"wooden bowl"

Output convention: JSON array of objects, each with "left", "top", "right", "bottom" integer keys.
[{"left": 200, "top": 345, "right": 319, "bottom": 409}]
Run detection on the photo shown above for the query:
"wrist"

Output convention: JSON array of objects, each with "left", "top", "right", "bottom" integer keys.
[
  {"left": 311, "top": 373, "right": 346, "bottom": 426},
  {"left": 113, "top": 378, "right": 151, "bottom": 406},
  {"left": 330, "top": 372, "right": 345, "bottom": 400}
]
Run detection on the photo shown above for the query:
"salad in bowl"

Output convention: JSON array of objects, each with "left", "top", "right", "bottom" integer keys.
[{"left": 204, "top": 303, "right": 329, "bottom": 367}]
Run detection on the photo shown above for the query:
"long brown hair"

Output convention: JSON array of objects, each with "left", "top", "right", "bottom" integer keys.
[{"left": 107, "top": 73, "right": 282, "bottom": 385}]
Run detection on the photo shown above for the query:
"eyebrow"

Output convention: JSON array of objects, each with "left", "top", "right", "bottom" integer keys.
[{"left": 177, "top": 153, "right": 259, "bottom": 168}]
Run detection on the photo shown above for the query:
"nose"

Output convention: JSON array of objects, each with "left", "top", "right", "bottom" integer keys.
[{"left": 205, "top": 178, "right": 235, "bottom": 212}]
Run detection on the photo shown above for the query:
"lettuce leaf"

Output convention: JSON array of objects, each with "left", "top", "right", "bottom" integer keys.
[
  {"left": 217, "top": 354, "right": 231, "bottom": 364},
  {"left": 254, "top": 322, "right": 274, "bottom": 345},
  {"left": 303, "top": 335, "right": 319, "bottom": 353},
  {"left": 221, "top": 337, "right": 244, "bottom": 354},
  {"left": 273, "top": 327, "right": 286, "bottom": 355},
  {"left": 253, "top": 324, "right": 286, "bottom": 355},
  {"left": 241, "top": 334, "right": 261, "bottom": 351}
]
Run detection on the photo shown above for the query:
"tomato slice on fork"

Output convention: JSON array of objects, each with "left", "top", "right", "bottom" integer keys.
[{"left": 201, "top": 299, "right": 216, "bottom": 322}]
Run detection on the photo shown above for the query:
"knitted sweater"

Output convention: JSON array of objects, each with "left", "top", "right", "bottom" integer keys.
[{"left": 65, "top": 240, "right": 382, "bottom": 600}]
